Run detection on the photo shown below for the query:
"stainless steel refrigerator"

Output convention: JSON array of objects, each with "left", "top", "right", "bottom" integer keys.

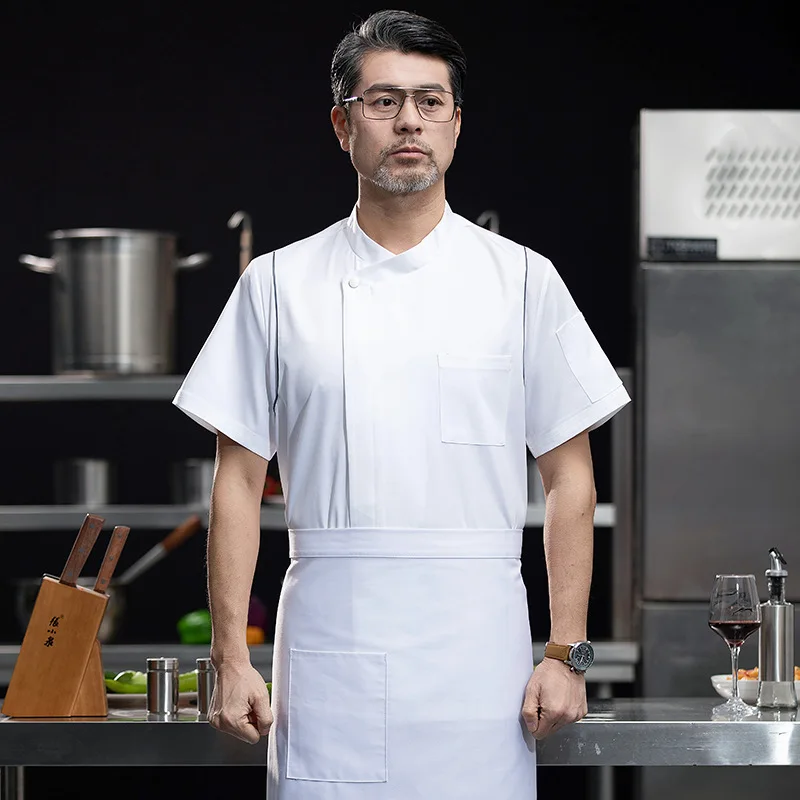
[{"left": 634, "top": 110, "right": 800, "bottom": 799}]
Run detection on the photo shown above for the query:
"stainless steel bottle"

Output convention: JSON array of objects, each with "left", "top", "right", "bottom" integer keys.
[{"left": 757, "top": 548, "right": 797, "bottom": 708}]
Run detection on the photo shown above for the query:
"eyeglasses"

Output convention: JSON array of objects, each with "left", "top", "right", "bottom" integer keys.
[{"left": 343, "top": 87, "right": 457, "bottom": 122}]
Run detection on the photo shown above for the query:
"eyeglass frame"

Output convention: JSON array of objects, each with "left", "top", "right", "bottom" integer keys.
[{"left": 342, "top": 86, "right": 459, "bottom": 123}]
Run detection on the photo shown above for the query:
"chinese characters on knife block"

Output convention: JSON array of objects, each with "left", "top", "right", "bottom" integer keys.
[{"left": 2, "top": 514, "right": 130, "bottom": 718}]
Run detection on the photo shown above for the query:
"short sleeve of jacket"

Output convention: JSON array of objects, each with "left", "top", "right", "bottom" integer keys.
[
  {"left": 524, "top": 250, "right": 630, "bottom": 458},
  {"left": 172, "top": 255, "right": 277, "bottom": 460}
]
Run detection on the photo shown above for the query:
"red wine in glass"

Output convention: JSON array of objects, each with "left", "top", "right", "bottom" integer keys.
[
  {"left": 708, "top": 574, "right": 761, "bottom": 718},
  {"left": 708, "top": 620, "right": 761, "bottom": 647}
]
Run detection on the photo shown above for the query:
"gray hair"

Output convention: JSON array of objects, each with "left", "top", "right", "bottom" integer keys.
[{"left": 331, "top": 10, "right": 467, "bottom": 108}]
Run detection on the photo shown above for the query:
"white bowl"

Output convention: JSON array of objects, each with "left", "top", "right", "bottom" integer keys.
[{"left": 710, "top": 674, "right": 800, "bottom": 705}]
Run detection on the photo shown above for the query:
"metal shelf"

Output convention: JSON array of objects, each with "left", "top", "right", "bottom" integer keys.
[
  {"left": 0, "top": 504, "right": 288, "bottom": 531},
  {"left": 0, "top": 641, "right": 635, "bottom": 687},
  {"left": 0, "top": 503, "right": 614, "bottom": 531},
  {"left": 0, "top": 644, "right": 275, "bottom": 686},
  {"left": 0, "top": 375, "right": 183, "bottom": 401}
]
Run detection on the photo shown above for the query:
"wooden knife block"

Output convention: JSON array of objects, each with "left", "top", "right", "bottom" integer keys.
[{"left": 2, "top": 575, "right": 109, "bottom": 718}]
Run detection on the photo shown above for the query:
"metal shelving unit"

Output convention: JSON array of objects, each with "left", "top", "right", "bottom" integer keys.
[{"left": 0, "top": 376, "right": 616, "bottom": 530}]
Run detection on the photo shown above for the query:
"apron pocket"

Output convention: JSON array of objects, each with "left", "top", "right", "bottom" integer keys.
[
  {"left": 438, "top": 353, "right": 512, "bottom": 446},
  {"left": 286, "top": 649, "right": 388, "bottom": 783},
  {"left": 556, "top": 313, "right": 622, "bottom": 402}
]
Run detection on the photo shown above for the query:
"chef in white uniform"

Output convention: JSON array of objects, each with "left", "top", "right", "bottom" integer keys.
[{"left": 173, "top": 9, "right": 630, "bottom": 799}]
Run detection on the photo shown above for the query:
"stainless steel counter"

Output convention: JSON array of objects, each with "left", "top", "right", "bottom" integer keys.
[
  {"left": 539, "top": 698, "right": 800, "bottom": 766},
  {"left": 0, "top": 641, "right": 640, "bottom": 800},
  {"left": 0, "top": 700, "right": 798, "bottom": 767}
]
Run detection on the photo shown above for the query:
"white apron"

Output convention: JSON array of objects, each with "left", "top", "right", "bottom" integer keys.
[
  {"left": 266, "top": 528, "right": 536, "bottom": 800},
  {"left": 173, "top": 203, "right": 631, "bottom": 799}
]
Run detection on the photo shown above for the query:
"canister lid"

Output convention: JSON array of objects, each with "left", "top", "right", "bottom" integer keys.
[
  {"left": 196, "top": 657, "right": 213, "bottom": 671},
  {"left": 147, "top": 657, "right": 179, "bottom": 671}
]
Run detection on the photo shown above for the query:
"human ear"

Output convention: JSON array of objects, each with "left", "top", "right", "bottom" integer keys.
[{"left": 331, "top": 106, "right": 351, "bottom": 153}]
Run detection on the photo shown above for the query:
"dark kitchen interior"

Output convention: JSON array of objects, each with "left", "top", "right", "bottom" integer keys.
[{"left": 1, "top": 2, "right": 798, "bottom": 798}]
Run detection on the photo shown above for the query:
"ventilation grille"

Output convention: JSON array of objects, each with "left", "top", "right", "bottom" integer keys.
[{"left": 704, "top": 147, "right": 800, "bottom": 220}]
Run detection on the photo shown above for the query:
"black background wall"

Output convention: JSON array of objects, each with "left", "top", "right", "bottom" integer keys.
[{"left": 0, "top": 1, "right": 797, "bottom": 796}]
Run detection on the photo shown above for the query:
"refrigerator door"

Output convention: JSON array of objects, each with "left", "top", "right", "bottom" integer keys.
[
  {"left": 639, "top": 262, "right": 800, "bottom": 601},
  {"left": 638, "top": 110, "right": 800, "bottom": 261}
]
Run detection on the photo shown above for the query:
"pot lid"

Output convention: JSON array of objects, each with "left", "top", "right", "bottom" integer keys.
[{"left": 49, "top": 228, "right": 176, "bottom": 240}]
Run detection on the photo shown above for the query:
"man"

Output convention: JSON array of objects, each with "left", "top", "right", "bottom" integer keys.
[{"left": 174, "top": 9, "right": 630, "bottom": 799}]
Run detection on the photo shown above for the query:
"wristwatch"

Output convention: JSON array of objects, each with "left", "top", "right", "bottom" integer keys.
[{"left": 544, "top": 641, "right": 595, "bottom": 673}]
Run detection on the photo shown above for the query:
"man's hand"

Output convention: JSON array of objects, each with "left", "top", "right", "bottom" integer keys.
[
  {"left": 521, "top": 658, "right": 588, "bottom": 740},
  {"left": 208, "top": 661, "right": 273, "bottom": 744}
]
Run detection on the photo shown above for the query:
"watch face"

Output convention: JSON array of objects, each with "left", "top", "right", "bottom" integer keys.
[{"left": 571, "top": 642, "right": 594, "bottom": 671}]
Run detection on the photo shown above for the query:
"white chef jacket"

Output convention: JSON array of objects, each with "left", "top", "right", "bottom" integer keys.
[
  {"left": 175, "top": 203, "right": 630, "bottom": 800},
  {"left": 173, "top": 202, "right": 630, "bottom": 528}
]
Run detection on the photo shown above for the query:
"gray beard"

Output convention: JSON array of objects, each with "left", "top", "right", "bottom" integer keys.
[{"left": 371, "top": 154, "right": 440, "bottom": 195}]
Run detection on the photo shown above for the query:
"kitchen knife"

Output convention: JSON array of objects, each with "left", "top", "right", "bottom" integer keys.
[
  {"left": 116, "top": 515, "right": 203, "bottom": 586},
  {"left": 60, "top": 514, "right": 105, "bottom": 587},
  {"left": 93, "top": 525, "right": 131, "bottom": 594}
]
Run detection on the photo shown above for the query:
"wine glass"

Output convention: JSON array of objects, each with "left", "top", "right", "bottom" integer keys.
[{"left": 708, "top": 574, "right": 761, "bottom": 718}]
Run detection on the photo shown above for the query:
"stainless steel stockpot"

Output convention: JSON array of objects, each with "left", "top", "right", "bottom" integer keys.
[{"left": 21, "top": 228, "right": 210, "bottom": 375}]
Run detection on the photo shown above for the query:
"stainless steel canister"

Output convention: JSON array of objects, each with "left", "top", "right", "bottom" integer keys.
[
  {"left": 54, "top": 458, "right": 114, "bottom": 505},
  {"left": 20, "top": 229, "right": 209, "bottom": 375},
  {"left": 196, "top": 657, "right": 215, "bottom": 719},
  {"left": 146, "top": 657, "right": 180, "bottom": 718},
  {"left": 171, "top": 459, "right": 215, "bottom": 507}
]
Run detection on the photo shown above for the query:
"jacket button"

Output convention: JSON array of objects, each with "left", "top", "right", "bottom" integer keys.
[{"left": 348, "top": 277, "right": 360, "bottom": 289}]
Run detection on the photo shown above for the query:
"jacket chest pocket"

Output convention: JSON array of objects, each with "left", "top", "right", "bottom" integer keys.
[{"left": 437, "top": 354, "right": 512, "bottom": 446}]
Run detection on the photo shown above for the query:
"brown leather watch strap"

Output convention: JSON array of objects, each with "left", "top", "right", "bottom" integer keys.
[{"left": 544, "top": 642, "right": 572, "bottom": 662}]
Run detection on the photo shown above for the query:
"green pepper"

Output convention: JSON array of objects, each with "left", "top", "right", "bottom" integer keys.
[
  {"left": 103, "top": 669, "right": 199, "bottom": 694},
  {"left": 115, "top": 669, "right": 147, "bottom": 686},
  {"left": 104, "top": 670, "right": 148, "bottom": 694},
  {"left": 178, "top": 669, "right": 198, "bottom": 693},
  {"left": 177, "top": 609, "right": 212, "bottom": 644}
]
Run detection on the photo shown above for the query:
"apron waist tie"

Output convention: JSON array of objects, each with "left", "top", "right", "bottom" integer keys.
[{"left": 288, "top": 528, "right": 522, "bottom": 559}]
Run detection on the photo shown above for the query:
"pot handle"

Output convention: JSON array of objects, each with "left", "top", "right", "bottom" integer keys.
[
  {"left": 19, "top": 254, "right": 56, "bottom": 273},
  {"left": 176, "top": 252, "right": 212, "bottom": 269}
]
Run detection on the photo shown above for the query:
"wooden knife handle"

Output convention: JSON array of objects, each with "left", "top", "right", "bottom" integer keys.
[
  {"left": 60, "top": 513, "right": 105, "bottom": 587},
  {"left": 94, "top": 525, "right": 131, "bottom": 594},
  {"left": 161, "top": 515, "right": 203, "bottom": 553}
]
